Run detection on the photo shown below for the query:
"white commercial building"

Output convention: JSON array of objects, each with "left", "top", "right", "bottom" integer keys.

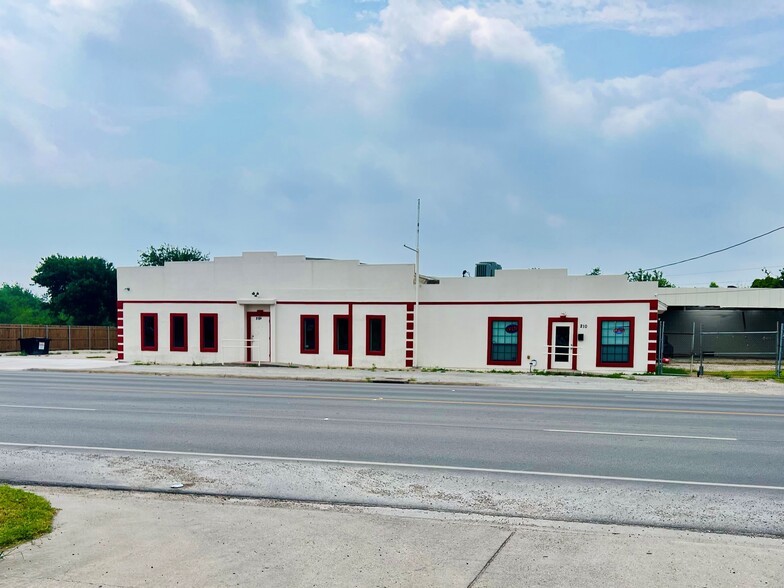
[{"left": 116, "top": 252, "right": 661, "bottom": 373}]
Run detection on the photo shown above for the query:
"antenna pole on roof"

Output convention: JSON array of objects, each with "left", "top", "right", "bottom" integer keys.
[
  {"left": 404, "top": 198, "right": 421, "bottom": 368},
  {"left": 415, "top": 198, "right": 420, "bottom": 368}
]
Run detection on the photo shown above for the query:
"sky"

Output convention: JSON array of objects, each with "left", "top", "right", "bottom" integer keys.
[{"left": 1, "top": 0, "right": 783, "bottom": 290}]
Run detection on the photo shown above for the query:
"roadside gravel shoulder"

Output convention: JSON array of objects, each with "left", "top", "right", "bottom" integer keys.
[
  {"left": 106, "top": 362, "right": 784, "bottom": 395},
  {"left": 1, "top": 351, "right": 782, "bottom": 394}
]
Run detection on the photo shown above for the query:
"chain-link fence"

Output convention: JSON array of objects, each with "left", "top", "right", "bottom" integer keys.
[{"left": 658, "top": 320, "right": 782, "bottom": 376}]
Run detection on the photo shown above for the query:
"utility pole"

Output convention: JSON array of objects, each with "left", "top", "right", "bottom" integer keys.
[{"left": 404, "top": 199, "right": 421, "bottom": 368}]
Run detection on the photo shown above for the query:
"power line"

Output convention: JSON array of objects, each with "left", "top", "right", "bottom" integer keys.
[{"left": 643, "top": 225, "right": 784, "bottom": 272}]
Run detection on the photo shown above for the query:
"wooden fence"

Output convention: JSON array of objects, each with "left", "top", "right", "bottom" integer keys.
[{"left": 0, "top": 324, "right": 117, "bottom": 353}]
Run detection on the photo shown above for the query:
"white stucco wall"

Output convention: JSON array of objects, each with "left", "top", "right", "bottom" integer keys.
[
  {"left": 117, "top": 252, "right": 658, "bottom": 373},
  {"left": 417, "top": 301, "right": 653, "bottom": 372}
]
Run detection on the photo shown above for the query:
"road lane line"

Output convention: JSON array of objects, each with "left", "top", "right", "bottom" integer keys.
[
  {"left": 7, "top": 387, "right": 780, "bottom": 418},
  {"left": 1, "top": 441, "right": 782, "bottom": 491},
  {"left": 544, "top": 429, "right": 737, "bottom": 441},
  {"left": 0, "top": 404, "right": 96, "bottom": 412}
]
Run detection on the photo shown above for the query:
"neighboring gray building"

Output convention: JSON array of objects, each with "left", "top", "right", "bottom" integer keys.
[{"left": 657, "top": 288, "right": 784, "bottom": 359}]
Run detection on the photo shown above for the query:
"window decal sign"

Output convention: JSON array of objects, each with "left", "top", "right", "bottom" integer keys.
[
  {"left": 614, "top": 327, "right": 626, "bottom": 334},
  {"left": 505, "top": 324, "right": 519, "bottom": 333}
]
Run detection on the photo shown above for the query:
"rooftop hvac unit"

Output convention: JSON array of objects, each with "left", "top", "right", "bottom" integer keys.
[{"left": 475, "top": 261, "right": 502, "bottom": 277}]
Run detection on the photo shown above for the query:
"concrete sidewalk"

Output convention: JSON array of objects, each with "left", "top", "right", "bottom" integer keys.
[
  {"left": 1, "top": 351, "right": 782, "bottom": 394},
  {"left": 3, "top": 487, "right": 783, "bottom": 587}
]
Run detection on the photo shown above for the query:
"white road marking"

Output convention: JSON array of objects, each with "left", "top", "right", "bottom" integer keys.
[
  {"left": 0, "top": 404, "right": 96, "bottom": 412},
  {"left": 622, "top": 395, "right": 750, "bottom": 403},
  {"left": 545, "top": 429, "right": 736, "bottom": 441},
  {"left": 0, "top": 441, "right": 778, "bottom": 490}
]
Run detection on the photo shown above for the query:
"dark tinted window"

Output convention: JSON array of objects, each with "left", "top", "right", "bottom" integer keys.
[
  {"left": 302, "top": 316, "right": 318, "bottom": 353},
  {"left": 201, "top": 314, "right": 217, "bottom": 352},
  {"left": 367, "top": 316, "right": 385, "bottom": 355},
  {"left": 334, "top": 316, "right": 349, "bottom": 353},
  {"left": 171, "top": 314, "right": 187, "bottom": 351},
  {"left": 141, "top": 314, "right": 157, "bottom": 350}
]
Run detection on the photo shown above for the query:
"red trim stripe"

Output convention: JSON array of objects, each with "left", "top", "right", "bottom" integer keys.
[
  {"left": 121, "top": 298, "right": 657, "bottom": 306},
  {"left": 423, "top": 299, "right": 656, "bottom": 306},
  {"left": 124, "top": 300, "right": 237, "bottom": 305}
]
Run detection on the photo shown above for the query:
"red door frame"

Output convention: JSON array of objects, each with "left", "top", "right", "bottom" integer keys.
[
  {"left": 547, "top": 317, "right": 578, "bottom": 371},
  {"left": 246, "top": 310, "right": 271, "bottom": 363}
]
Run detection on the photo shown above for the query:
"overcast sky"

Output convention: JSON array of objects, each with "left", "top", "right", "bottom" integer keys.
[{"left": 2, "top": 0, "right": 783, "bottom": 289}]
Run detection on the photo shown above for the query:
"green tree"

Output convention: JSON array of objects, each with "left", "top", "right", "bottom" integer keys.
[
  {"left": 709, "top": 281, "right": 719, "bottom": 288},
  {"left": 138, "top": 244, "right": 210, "bottom": 266},
  {"left": 587, "top": 267, "right": 602, "bottom": 276},
  {"left": 751, "top": 268, "right": 784, "bottom": 288},
  {"left": 32, "top": 256, "right": 117, "bottom": 325},
  {"left": 0, "top": 284, "right": 55, "bottom": 324},
  {"left": 625, "top": 268, "right": 675, "bottom": 288}
]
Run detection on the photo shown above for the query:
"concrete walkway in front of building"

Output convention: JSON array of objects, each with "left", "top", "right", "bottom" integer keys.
[
  {"left": 3, "top": 486, "right": 783, "bottom": 588},
  {"left": 1, "top": 350, "right": 782, "bottom": 394},
  {"left": 0, "top": 351, "right": 120, "bottom": 372}
]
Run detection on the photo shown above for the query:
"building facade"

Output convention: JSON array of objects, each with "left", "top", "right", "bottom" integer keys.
[
  {"left": 657, "top": 288, "right": 784, "bottom": 359},
  {"left": 117, "top": 252, "right": 661, "bottom": 373}
]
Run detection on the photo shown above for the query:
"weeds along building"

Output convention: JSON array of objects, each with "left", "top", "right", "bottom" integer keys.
[{"left": 116, "top": 252, "right": 661, "bottom": 373}]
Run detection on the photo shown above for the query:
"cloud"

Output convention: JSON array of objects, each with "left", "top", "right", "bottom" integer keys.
[
  {"left": 482, "top": 0, "right": 784, "bottom": 37},
  {"left": 705, "top": 91, "right": 784, "bottom": 173},
  {"left": 595, "top": 59, "right": 762, "bottom": 101},
  {"left": 600, "top": 99, "right": 677, "bottom": 137},
  {"left": 161, "top": 0, "right": 243, "bottom": 59},
  {"left": 0, "top": 0, "right": 782, "bottom": 189}
]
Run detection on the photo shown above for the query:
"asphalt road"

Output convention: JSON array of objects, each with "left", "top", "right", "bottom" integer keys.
[{"left": 1, "top": 371, "right": 783, "bottom": 489}]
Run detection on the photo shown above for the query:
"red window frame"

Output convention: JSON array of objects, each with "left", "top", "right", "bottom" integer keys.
[
  {"left": 200, "top": 313, "right": 219, "bottom": 353},
  {"left": 140, "top": 313, "right": 158, "bottom": 351},
  {"left": 596, "top": 316, "right": 635, "bottom": 368},
  {"left": 546, "top": 316, "right": 578, "bottom": 371},
  {"left": 169, "top": 313, "right": 188, "bottom": 352},
  {"left": 300, "top": 315, "right": 319, "bottom": 354},
  {"left": 333, "top": 315, "right": 350, "bottom": 355},
  {"left": 365, "top": 315, "right": 386, "bottom": 356},
  {"left": 486, "top": 317, "right": 522, "bottom": 366}
]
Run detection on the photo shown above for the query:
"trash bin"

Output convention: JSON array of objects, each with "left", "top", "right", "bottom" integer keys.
[{"left": 18, "top": 337, "right": 51, "bottom": 355}]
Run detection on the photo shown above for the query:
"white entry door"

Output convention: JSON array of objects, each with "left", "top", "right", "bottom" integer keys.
[
  {"left": 250, "top": 314, "right": 270, "bottom": 363},
  {"left": 549, "top": 321, "right": 575, "bottom": 370}
]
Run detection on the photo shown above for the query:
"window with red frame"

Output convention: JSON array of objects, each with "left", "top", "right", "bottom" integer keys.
[
  {"left": 597, "top": 318, "right": 634, "bottom": 367},
  {"left": 301, "top": 315, "right": 319, "bottom": 354},
  {"left": 200, "top": 313, "right": 218, "bottom": 352},
  {"left": 366, "top": 315, "right": 385, "bottom": 356},
  {"left": 487, "top": 317, "right": 522, "bottom": 365},
  {"left": 170, "top": 314, "right": 188, "bottom": 352},
  {"left": 141, "top": 313, "right": 158, "bottom": 351}
]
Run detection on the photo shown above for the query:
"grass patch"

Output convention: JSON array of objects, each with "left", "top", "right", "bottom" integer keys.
[
  {"left": 703, "top": 370, "right": 784, "bottom": 382},
  {"left": 0, "top": 486, "right": 56, "bottom": 554},
  {"left": 658, "top": 366, "right": 691, "bottom": 376},
  {"left": 533, "top": 369, "right": 634, "bottom": 380}
]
